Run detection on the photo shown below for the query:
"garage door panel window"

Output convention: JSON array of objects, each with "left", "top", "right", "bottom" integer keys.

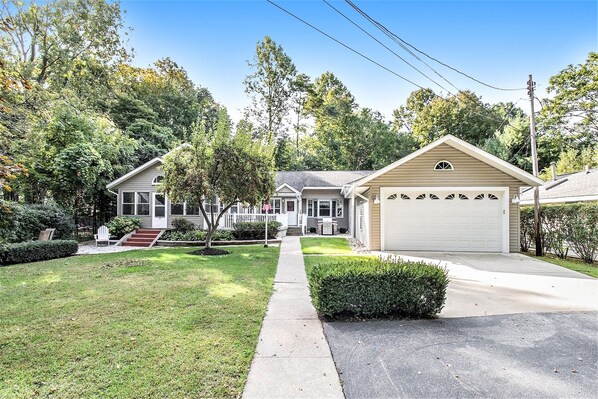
[
  {"left": 416, "top": 194, "right": 426, "bottom": 200},
  {"left": 488, "top": 194, "right": 499, "bottom": 200},
  {"left": 387, "top": 194, "right": 397, "bottom": 200},
  {"left": 458, "top": 194, "right": 469, "bottom": 200},
  {"left": 400, "top": 194, "right": 410, "bottom": 200}
]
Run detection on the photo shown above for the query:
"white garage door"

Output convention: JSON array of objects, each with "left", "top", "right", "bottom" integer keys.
[{"left": 382, "top": 189, "right": 504, "bottom": 252}]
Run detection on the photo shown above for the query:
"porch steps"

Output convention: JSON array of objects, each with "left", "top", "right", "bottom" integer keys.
[
  {"left": 122, "top": 229, "right": 163, "bottom": 247},
  {"left": 286, "top": 226, "right": 303, "bottom": 236}
]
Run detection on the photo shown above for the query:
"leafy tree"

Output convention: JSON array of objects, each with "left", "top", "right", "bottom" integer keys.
[
  {"left": 539, "top": 147, "right": 598, "bottom": 180},
  {"left": 161, "top": 123, "right": 275, "bottom": 250},
  {"left": 289, "top": 73, "right": 312, "bottom": 168},
  {"left": 410, "top": 91, "right": 500, "bottom": 146},
  {"left": 0, "top": 155, "right": 27, "bottom": 192},
  {"left": 483, "top": 113, "right": 532, "bottom": 172},
  {"left": 541, "top": 52, "right": 597, "bottom": 148},
  {"left": 22, "top": 106, "right": 136, "bottom": 228},
  {"left": 114, "top": 59, "right": 205, "bottom": 140},
  {"left": 0, "top": 0, "right": 129, "bottom": 109},
  {"left": 244, "top": 36, "right": 297, "bottom": 144}
]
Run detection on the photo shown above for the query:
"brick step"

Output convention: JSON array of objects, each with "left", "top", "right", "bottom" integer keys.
[
  {"left": 127, "top": 238, "right": 155, "bottom": 243},
  {"left": 122, "top": 242, "right": 152, "bottom": 247},
  {"left": 137, "top": 229, "right": 162, "bottom": 233},
  {"left": 286, "top": 227, "right": 303, "bottom": 236},
  {"left": 132, "top": 233, "right": 160, "bottom": 238}
]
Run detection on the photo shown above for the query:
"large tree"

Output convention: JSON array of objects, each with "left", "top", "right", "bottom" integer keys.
[
  {"left": 161, "top": 120, "right": 275, "bottom": 251},
  {"left": 244, "top": 36, "right": 297, "bottom": 145},
  {"left": 393, "top": 89, "right": 501, "bottom": 147},
  {"left": 541, "top": 52, "right": 597, "bottom": 148}
]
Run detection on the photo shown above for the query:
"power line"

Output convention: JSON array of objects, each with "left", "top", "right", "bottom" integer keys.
[
  {"left": 345, "top": 0, "right": 527, "bottom": 92},
  {"left": 337, "top": 0, "right": 516, "bottom": 124},
  {"left": 267, "top": 0, "right": 519, "bottom": 127},
  {"left": 265, "top": 0, "right": 425, "bottom": 90},
  {"left": 322, "top": 0, "right": 451, "bottom": 94}
]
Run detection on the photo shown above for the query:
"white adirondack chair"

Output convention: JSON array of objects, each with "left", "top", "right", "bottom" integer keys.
[{"left": 95, "top": 225, "right": 111, "bottom": 247}]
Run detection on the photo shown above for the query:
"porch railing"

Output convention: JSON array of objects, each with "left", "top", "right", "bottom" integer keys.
[{"left": 218, "top": 213, "right": 287, "bottom": 230}]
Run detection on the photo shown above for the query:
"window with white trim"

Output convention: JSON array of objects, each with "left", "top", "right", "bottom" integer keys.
[
  {"left": 171, "top": 203, "right": 185, "bottom": 215},
  {"left": 335, "top": 200, "right": 343, "bottom": 218},
  {"left": 122, "top": 192, "right": 135, "bottom": 215},
  {"left": 307, "top": 199, "right": 344, "bottom": 218},
  {"left": 122, "top": 192, "right": 150, "bottom": 216},
  {"left": 152, "top": 176, "right": 164, "bottom": 185},
  {"left": 434, "top": 160, "right": 454, "bottom": 170},
  {"left": 261, "top": 199, "right": 281, "bottom": 214},
  {"left": 203, "top": 199, "right": 219, "bottom": 214},
  {"left": 318, "top": 200, "right": 331, "bottom": 217},
  {"left": 307, "top": 200, "right": 314, "bottom": 217},
  {"left": 136, "top": 192, "right": 150, "bottom": 215}
]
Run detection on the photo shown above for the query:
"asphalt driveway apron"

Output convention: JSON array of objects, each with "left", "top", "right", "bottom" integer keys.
[{"left": 324, "top": 253, "right": 598, "bottom": 398}]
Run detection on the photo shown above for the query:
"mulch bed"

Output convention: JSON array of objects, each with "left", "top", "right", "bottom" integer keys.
[{"left": 189, "top": 248, "right": 231, "bottom": 256}]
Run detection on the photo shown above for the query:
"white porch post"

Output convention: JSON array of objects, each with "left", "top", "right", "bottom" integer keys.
[{"left": 349, "top": 193, "right": 355, "bottom": 238}]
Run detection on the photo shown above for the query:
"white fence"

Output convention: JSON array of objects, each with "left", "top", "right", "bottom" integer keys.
[{"left": 219, "top": 213, "right": 287, "bottom": 230}]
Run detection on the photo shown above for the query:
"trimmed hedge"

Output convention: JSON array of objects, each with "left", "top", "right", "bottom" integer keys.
[
  {"left": 307, "top": 257, "right": 449, "bottom": 319},
  {"left": 232, "top": 221, "right": 281, "bottom": 240},
  {"left": 160, "top": 229, "right": 234, "bottom": 241},
  {"left": 521, "top": 203, "right": 598, "bottom": 263},
  {"left": 0, "top": 240, "right": 79, "bottom": 265},
  {"left": 0, "top": 201, "right": 74, "bottom": 243}
]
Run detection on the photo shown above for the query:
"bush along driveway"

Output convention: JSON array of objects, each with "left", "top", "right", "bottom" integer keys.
[
  {"left": 0, "top": 246, "right": 279, "bottom": 398},
  {"left": 322, "top": 251, "right": 598, "bottom": 398}
]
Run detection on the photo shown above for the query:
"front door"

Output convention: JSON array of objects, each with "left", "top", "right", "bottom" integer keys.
[
  {"left": 152, "top": 193, "right": 167, "bottom": 229},
  {"left": 286, "top": 199, "right": 298, "bottom": 226}
]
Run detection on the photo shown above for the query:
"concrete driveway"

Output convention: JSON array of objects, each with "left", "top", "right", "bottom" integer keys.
[
  {"left": 376, "top": 251, "right": 597, "bottom": 318},
  {"left": 324, "top": 253, "right": 598, "bottom": 398}
]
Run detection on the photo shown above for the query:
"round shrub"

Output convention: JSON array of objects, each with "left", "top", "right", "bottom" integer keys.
[
  {"left": 106, "top": 217, "right": 142, "bottom": 238},
  {"left": 171, "top": 218, "right": 196, "bottom": 233},
  {"left": 307, "top": 256, "right": 449, "bottom": 319}
]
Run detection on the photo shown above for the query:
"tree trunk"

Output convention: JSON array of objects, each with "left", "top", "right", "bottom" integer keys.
[{"left": 205, "top": 227, "right": 214, "bottom": 249}]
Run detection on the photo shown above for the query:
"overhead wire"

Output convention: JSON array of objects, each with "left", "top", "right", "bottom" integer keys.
[
  {"left": 344, "top": 0, "right": 527, "bottom": 92},
  {"left": 322, "top": 0, "right": 451, "bottom": 94},
  {"left": 267, "top": 0, "right": 523, "bottom": 130},
  {"left": 264, "top": 0, "right": 426, "bottom": 90}
]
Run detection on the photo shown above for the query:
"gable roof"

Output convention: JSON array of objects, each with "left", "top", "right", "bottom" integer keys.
[
  {"left": 106, "top": 157, "right": 163, "bottom": 189},
  {"left": 275, "top": 170, "right": 373, "bottom": 192},
  {"left": 351, "top": 134, "right": 543, "bottom": 188},
  {"left": 520, "top": 168, "right": 598, "bottom": 204}
]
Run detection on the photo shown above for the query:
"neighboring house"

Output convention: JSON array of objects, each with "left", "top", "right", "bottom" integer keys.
[
  {"left": 519, "top": 165, "right": 598, "bottom": 205},
  {"left": 107, "top": 135, "right": 542, "bottom": 253}
]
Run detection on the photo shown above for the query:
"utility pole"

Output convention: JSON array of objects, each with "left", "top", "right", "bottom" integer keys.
[{"left": 528, "top": 74, "right": 542, "bottom": 256}]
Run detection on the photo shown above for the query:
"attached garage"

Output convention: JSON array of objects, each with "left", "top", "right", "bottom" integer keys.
[
  {"left": 381, "top": 187, "right": 509, "bottom": 252},
  {"left": 346, "top": 135, "right": 544, "bottom": 254}
]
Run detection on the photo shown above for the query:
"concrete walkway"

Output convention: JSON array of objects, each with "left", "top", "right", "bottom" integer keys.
[{"left": 243, "top": 236, "right": 343, "bottom": 399}]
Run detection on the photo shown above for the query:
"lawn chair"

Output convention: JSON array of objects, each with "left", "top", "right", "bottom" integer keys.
[
  {"left": 94, "top": 225, "right": 111, "bottom": 247},
  {"left": 38, "top": 228, "right": 56, "bottom": 241}
]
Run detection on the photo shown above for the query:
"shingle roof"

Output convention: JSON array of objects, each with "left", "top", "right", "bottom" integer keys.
[
  {"left": 275, "top": 170, "right": 374, "bottom": 192},
  {"left": 520, "top": 168, "right": 598, "bottom": 202}
]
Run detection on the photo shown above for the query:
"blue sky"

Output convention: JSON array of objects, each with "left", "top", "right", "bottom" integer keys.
[{"left": 121, "top": 0, "right": 597, "bottom": 122}]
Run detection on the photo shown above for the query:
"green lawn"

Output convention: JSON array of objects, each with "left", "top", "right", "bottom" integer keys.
[
  {"left": 304, "top": 255, "right": 376, "bottom": 273},
  {"left": 0, "top": 246, "right": 279, "bottom": 398},
  {"left": 300, "top": 237, "right": 354, "bottom": 255},
  {"left": 535, "top": 254, "right": 598, "bottom": 278}
]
